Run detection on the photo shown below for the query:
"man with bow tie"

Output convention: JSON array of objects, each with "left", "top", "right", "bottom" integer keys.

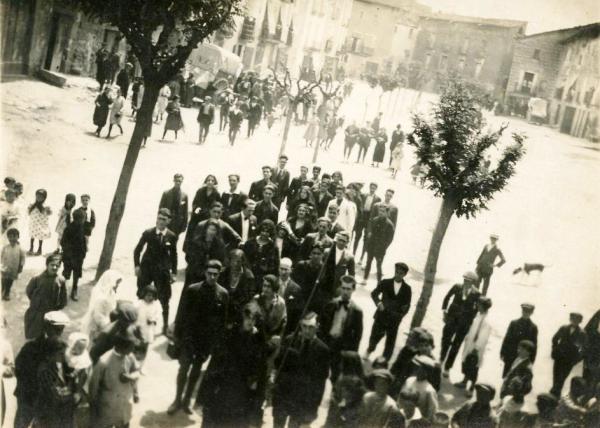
[
  {"left": 133, "top": 208, "right": 177, "bottom": 334},
  {"left": 318, "top": 275, "right": 363, "bottom": 381},
  {"left": 272, "top": 154, "right": 290, "bottom": 209},
  {"left": 159, "top": 173, "right": 189, "bottom": 271},
  {"left": 366, "top": 262, "right": 412, "bottom": 361}
]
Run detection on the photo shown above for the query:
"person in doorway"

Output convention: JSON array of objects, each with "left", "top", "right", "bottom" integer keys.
[
  {"left": 106, "top": 86, "right": 125, "bottom": 138},
  {"left": 475, "top": 234, "right": 506, "bottom": 295},
  {"left": 133, "top": 208, "right": 177, "bottom": 334},
  {"left": 365, "top": 262, "right": 412, "bottom": 361},
  {"left": 93, "top": 86, "right": 113, "bottom": 137}
]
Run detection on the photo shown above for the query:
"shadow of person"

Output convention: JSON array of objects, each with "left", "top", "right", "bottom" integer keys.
[{"left": 140, "top": 409, "right": 197, "bottom": 427}]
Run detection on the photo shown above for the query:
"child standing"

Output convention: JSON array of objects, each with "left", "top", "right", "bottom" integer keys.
[
  {"left": 74, "top": 194, "right": 96, "bottom": 250},
  {"left": 1, "top": 189, "right": 21, "bottom": 244},
  {"left": 55, "top": 193, "right": 76, "bottom": 251},
  {"left": 1, "top": 228, "right": 25, "bottom": 300},
  {"left": 136, "top": 284, "right": 162, "bottom": 346},
  {"left": 89, "top": 328, "right": 140, "bottom": 428},
  {"left": 28, "top": 189, "right": 52, "bottom": 256},
  {"left": 61, "top": 209, "right": 87, "bottom": 301}
]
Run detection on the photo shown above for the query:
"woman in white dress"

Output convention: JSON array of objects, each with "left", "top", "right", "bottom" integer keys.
[
  {"left": 154, "top": 84, "right": 171, "bottom": 123},
  {"left": 81, "top": 269, "right": 123, "bottom": 342},
  {"left": 391, "top": 142, "right": 404, "bottom": 178},
  {"left": 456, "top": 296, "right": 492, "bottom": 397},
  {"left": 107, "top": 87, "right": 125, "bottom": 137}
]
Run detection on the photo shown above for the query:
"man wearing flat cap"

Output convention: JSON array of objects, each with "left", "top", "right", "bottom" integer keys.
[
  {"left": 366, "top": 262, "right": 412, "bottom": 361},
  {"left": 451, "top": 383, "right": 497, "bottom": 427},
  {"left": 14, "top": 311, "right": 70, "bottom": 428},
  {"left": 319, "top": 275, "right": 364, "bottom": 381},
  {"left": 500, "top": 303, "right": 538, "bottom": 377},
  {"left": 550, "top": 312, "right": 586, "bottom": 397},
  {"left": 440, "top": 271, "right": 481, "bottom": 376},
  {"left": 475, "top": 233, "right": 505, "bottom": 296}
]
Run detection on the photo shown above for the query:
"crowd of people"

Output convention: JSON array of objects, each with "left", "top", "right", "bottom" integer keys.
[{"left": 2, "top": 157, "right": 600, "bottom": 428}]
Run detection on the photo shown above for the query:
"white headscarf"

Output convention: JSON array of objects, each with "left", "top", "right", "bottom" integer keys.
[
  {"left": 81, "top": 269, "right": 123, "bottom": 341},
  {"left": 65, "top": 332, "right": 92, "bottom": 370}
]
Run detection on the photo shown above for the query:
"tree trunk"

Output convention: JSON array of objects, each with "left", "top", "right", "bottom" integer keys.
[
  {"left": 279, "top": 101, "right": 295, "bottom": 157},
  {"left": 95, "top": 82, "right": 161, "bottom": 280},
  {"left": 410, "top": 196, "right": 457, "bottom": 328}
]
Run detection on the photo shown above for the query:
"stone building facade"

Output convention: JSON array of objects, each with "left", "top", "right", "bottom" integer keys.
[{"left": 411, "top": 13, "right": 526, "bottom": 97}]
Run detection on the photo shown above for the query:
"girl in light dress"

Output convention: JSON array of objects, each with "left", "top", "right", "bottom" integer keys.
[
  {"left": 107, "top": 87, "right": 125, "bottom": 137},
  {"left": 81, "top": 269, "right": 122, "bottom": 342},
  {"left": 154, "top": 84, "right": 171, "bottom": 123},
  {"left": 134, "top": 284, "right": 162, "bottom": 367},
  {"left": 27, "top": 189, "right": 52, "bottom": 255},
  {"left": 391, "top": 142, "right": 404, "bottom": 179},
  {"left": 55, "top": 193, "right": 76, "bottom": 251}
]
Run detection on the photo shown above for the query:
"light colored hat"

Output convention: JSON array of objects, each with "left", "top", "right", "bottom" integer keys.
[
  {"left": 44, "top": 311, "right": 70, "bottom": 326},
  {"left": 463, "top": 271, "right": 479, "bottom": 282},
  {"left": 280, "top": 258, "right": 292, "bottom": 269},
  {"left": 490, "top": 233, "right": 499, "bottom": 239}
]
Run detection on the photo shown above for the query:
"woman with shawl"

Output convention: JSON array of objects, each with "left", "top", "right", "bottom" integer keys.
[{"left": 81, "top": 270, "right": 123, "bottom": 342}]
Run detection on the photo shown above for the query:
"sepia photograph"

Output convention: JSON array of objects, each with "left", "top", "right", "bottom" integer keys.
[{"left": 1, "top": 0, "right": 599, "bottom": 426}]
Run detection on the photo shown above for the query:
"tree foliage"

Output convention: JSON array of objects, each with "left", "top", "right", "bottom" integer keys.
[
  {"left": 72, "top": 0, "right": 243, "bottom": 84},
  {"left": 407, "top": 81, "right": 526, "bottom": 218}
]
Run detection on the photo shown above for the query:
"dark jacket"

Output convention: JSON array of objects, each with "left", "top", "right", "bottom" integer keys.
[
  {"left": 442, "top": 285, "right": 480, "bottom": 326},
  {"left": 371, "top": 278, "right": 412, "bottom": 323},
  {"left": 248, "top": 179, "right": 279, "bottom": 202},
  {"left": 220, "top": 267, "right": 256, "bottom": 326},
  {"left": 221, "top": 191, "right": 247, "bottom": 217},
  {"left": 281, "top": 279, "right": 305, "bottom": 335},
  {"left": 315, "top": 191, "right": 334, "bottom": 218},
  {"left": 60, "top": 221, "right": 87, "bottom": 263},
  {"left": 174, "top": 281, "right": 229, "bottom": 356},
  {"left": 274, "top": 334, "right": 330, "bottom": 421},
  {"left": 133, "top": 227, "right": 177, "bottom": 274},
  {"left": 242, "top": 238, "right": 280, "bottom": 279},
  {"left": 298, "top": 232, "right": 334, "bottom": 261},
  {"left": 287, "top": 177, "right": 314, "bottom": 202},
  {"left": 321, "top": 246, "right": 355, "bottom": 295},
  {"left": 365, "top": 216, "right": 395, "bottom": 257},
  {"left": 73, "top": 206, "right": 96, "bottom": 237},
  {"left": 159, "top": 187, "right": 189, "bottom": 234},
  {"left": 501, "top": 357, "right": 533, "bottom": 398},
  {"left": 272, "top": 167, "right": 290, "bottom": 205},
  {"left": 370, "top": 202, "right": 398, "bottom": 228},
  {"left": 254, "top": 200, "right": 279, "bottom": 225},
  {"left": 227, "top": 212, "right": 258, "bottom": 240},
  {"left": 192, "top": 187, "right": 221, "bottom": 219},
  {"left": 24, "top": 272, "right": 67, "bottom": 340},
  {"left": 197, "top": 102, "right": 215, "bottom": 124},
  {"left": 501, "top": 317, "right": 538, "bottom": 364},
  {"left": 360, "top": 193, "right": 381, "bottom": 217},
  {"left": 552, "top": 325, "right": 586, "bottom": 363},
  {"left": 319, "top": 298, "right": 363, "bottom": 351},
  {"left": 14, "top": 336, "right": 47, "bottom": 404},
  {"left": 35, "top": 360, "right": 76, "bottom": 428}
]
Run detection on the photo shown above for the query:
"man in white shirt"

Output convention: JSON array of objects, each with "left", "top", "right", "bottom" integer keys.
[
  {"left": 221, "top": 174, "right": 247, "bottom": 217},
  {"left": 327, "top": 187, "right": 357, "bottom": 235}
]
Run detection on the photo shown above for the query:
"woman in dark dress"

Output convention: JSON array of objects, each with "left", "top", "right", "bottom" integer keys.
[
  {"left": 60, "top": 209, "right": 87, "bottom": 301},
  {"left": 93, "top": 86, "right": 112, "bottom": 136},
  {"left": 184, "top": 219, "right": 227, "bottom": 287},
  {"left": 162, "top": 95, "right": 185, "bottom": 140},
  {"left": 242, "top": 220, "right": 280, "bottom": 291},
  {"left": 220, "top": 249, "right": 256, "bottom": 327},
  {"left": 183, "top": 74, "right": 195, "bottom": 107},
  {"left": 283, "top": 204, "right": 315, "bottom": 261},
  {"left": 191, "top": 175, "right": 221, "bottom": 221},
  {"left": 372, "top": 128, "right": 387, "bottom": 167}
]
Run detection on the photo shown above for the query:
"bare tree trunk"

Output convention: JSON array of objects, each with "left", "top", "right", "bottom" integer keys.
[
  {"left": 279, "top": 102, "right": 295, "bottom": 157},
  {"left": 410, "top": 196, "right": 457, "bottom": 328},
  {"left": 95, "top": 82, "right": 160, "bottom": 280}
]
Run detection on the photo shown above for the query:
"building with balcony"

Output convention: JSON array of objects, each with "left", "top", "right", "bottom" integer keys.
[
  {"left": 411, "top": 13, "right": 526, "bottom": 97},
  {"left": 505, "top": 22, "right": 600, "bottom": 139},
  {"left": 341, "top": 0, "right": 428, "bottom": 79},
  {"left": 215, "top": 0, "right": 353, "bottom": 79}
]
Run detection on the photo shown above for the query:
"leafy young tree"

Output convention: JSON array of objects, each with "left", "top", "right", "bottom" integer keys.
[
  {"left": 71, "top": 0, "right": 243, "bottom": 279},
  {"left": 407, "top": 82, "right": 526, "bottom": 327}
]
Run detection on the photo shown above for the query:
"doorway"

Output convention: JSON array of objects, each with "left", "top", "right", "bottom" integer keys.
[{"left": 561, "top": 106, "right": 576, "bottom": 134}]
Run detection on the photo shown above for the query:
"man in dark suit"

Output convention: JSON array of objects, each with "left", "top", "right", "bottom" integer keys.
[
  {"left": 278, "top": 258, "right": 305, "bottom": 335},
  {"left": 440, "top": 271, "right": 481, "bottom": 375},
  {"left": 361, "top": 205, "right": 395, "bottom": 284},
  {"left": 366, "top": 262, "right": 412, "bottom": 361},
  {"left": 475, "top": 234, "right": 506, "bottom": 295},
  {"left": 500, "top": 340, "right": 534, "bottom": 399},
  {"left": 353, "top": 182, "right": 381, "bottom": 255},
  {"left": 220, "top": 174, "right": 247, "bottom": 217},
  {"left": 314, "top": 176, "right": 333, "bottom": 217},
  {"left": 159, "top": 173, "right": 189, "bottom": 271},
  {"left": 370, "top": 188, "right": 398, "bottom": 228},
  {"left": 184, "top": 202, "right": 241, "bottom": 252},
  {"left": 197, "top": 96, "right": 215, "bottom": 144},
  {"left": 287, "top": 165, "right": 313, "bottom": 205},
  {"left": 272, "top": 154, "right": 290, "bottom": 208},
  {"left": 170, "top": 260, "right": 229, "bottom": 414},
  {"left": 133, "top": 208, "right": 178, "bottom": 334},
  {"left": 500, "top": 303, "right": 538, "bottom": 377},
  {"left": 319, "top": 232, "right": 355, "bottom": 309},
  {"left": 226, "top": 199, "right": 257, "bottom": 244},
  {"left": 326, "top": 205, "right": 345, "bottom": 239},
  {"left": 254, "top": 185, "right": 279, "bottom": 224},
  {"left": 249, "top": 166, "right": 278, "bottom": 202},
  {"left": 273, "top": 312, "right": 330, "bottom": 428},
  {"left": 550, "top": 312, "right": 586, "bottom": 397},
  {"left": 319, "top": 275, "right": 363, "bottom": 381},
  {"left": 298, "top": 217, "right": 334, "bottom": 261}
]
